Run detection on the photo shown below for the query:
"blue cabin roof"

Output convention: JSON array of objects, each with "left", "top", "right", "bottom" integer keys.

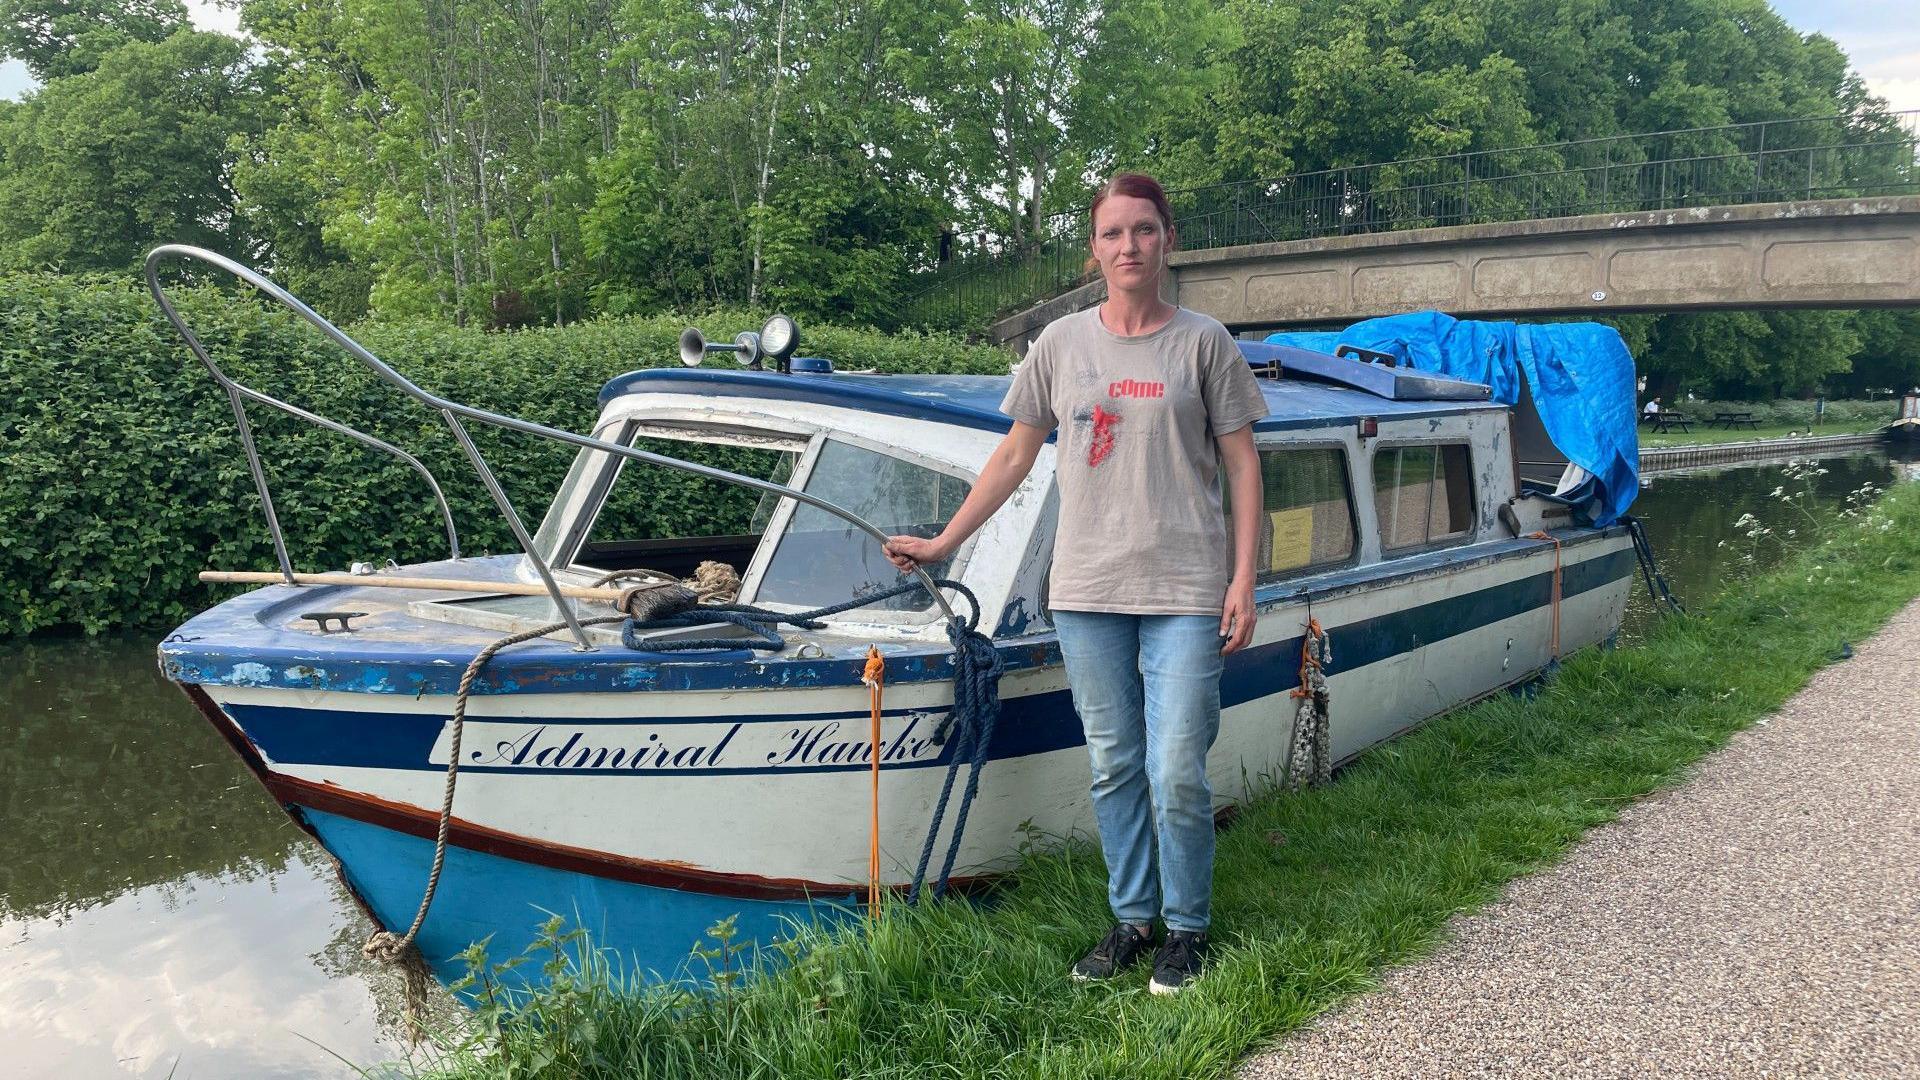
[{"left": 598, "top": 355, "right": 1497, "bottom": 436}]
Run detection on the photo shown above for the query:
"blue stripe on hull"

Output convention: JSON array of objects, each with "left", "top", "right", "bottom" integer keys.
[
  {"left": 301, "top": 805, "right": 858, "bottom": 990},
  {"left": 219, "top": 548, "right": 1634, "bottom": 775}
]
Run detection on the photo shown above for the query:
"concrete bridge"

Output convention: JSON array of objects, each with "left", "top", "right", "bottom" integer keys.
[{"left": 989, "top": 195, "right": 1920, "bottom": 354}]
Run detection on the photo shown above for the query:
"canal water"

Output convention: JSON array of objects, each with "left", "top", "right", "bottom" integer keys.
[{"left": 2, "top": 446, "right": 1915, "bottom": 1079}]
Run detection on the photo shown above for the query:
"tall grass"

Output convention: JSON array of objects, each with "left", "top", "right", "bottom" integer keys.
[{"left": 391, "top": 484, "right": 1920, "bottom": 1080}]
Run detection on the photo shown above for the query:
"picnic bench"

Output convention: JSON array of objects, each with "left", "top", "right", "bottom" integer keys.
[
  {"left": 1651, "top": 412, "right": 1693, "bottom": 434},
  {"left": 1711, "top": 410, "right": 1760, "bottom": 430}
]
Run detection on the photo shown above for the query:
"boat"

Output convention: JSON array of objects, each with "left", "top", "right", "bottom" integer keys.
[
  {"left": 150, "top": 247, "right": 1643, "bottom": 989},
  {"left": 1889, "top": 392, "right": 1920, "bottom": 443}
]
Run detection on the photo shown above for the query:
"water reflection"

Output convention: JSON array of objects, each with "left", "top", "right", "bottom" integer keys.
[
  {"left": 0, "top": 639, "right": 429, "bottom": 1079},
  {"left": 1623, "top": 445, "right": 1920, "bottom": 638},
  {"left": 0, "top": 641, "right": 293, "bottom": 922}
]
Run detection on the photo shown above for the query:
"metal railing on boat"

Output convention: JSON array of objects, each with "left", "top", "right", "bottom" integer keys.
[{"left": 144, "top": 244, "right": 960, "bottom": 648}]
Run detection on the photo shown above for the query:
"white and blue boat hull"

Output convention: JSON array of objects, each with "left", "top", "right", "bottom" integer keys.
[{"left": 165, "top": 531, "right": 1632, "bottom": 987}]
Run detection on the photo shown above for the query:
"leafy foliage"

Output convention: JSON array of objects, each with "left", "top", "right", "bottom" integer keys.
[
  {"left": 0, "top": 0, "right": 189, "bottom": 80},
  {"left": 0, "top": 30, "right": 270, "bottom": 273},
  {"left": 0, "top": 273, "right": 1006, "bottom": 637},
  {"left": 1, "top": 0, "right": 1911, "bottom": 400}
]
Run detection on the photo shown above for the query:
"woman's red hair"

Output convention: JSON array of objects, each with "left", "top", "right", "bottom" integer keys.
[{"left": 1085, "top": 172, "right": 1176, "bottom": 275}]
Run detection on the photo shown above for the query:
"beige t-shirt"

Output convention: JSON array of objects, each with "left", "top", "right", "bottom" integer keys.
[{"left": 1001, "top": 306, "right": 1270, "bottom": 615}]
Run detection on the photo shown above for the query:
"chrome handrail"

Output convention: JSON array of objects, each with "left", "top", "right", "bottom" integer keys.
[
  {"left": 145, "top": 259, "right": 463, "bottom": 574},
  {"left": 144, "top": 245, "right": 959, "bottom": 647}
]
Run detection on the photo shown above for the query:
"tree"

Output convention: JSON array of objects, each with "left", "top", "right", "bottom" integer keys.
[
  {"left": 0, "top": 30, "right": 268, "bottom": 272},
  {"left": 1639, "top": 310, "right": 1860, "bottom": 399},
  {"left": 240, "top": 0, "right": 623, "bottom": 325},
  {"left": 935, "top": 0, "right": 1228, "bottom": 248},
  {"left": 0, "top": 0, "right": 190, "bottom": 79},
  {"left": 1836, "top": 311, "right": 1920, "bottom": 397},
  {"left": 583, "top": 0, "right": 953, "bottom": 322}
]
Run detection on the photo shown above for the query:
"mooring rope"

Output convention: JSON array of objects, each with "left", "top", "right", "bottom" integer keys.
[
  {"left": 863, "top": 646, "right": 885, "bottom": 920},
  {"left": 1284, "top": 618, "right": 1333, "bottom": 793},
  {"left": 907, "top": 616, "right": 1006, "bottom": 902},
  {"left": 362, "top": 610, "right": 627, "bottom": 1033},
  {"left": 364, "top": 571, "right": 997, "bottom": 983},
  {"left": 1527, "top": 531, "right": 1565, "bottom": 661}
]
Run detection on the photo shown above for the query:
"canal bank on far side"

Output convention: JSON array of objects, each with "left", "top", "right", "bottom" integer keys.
[
  {"left": 1238, "top": 601, "right": 1920, "bottom": 1080},
  {"left": 1640, "top": 430, "right": 1889, "bottom": 471}
]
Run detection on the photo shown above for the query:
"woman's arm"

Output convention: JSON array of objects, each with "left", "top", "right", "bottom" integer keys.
[
  {"left": 1218, "top": 424, "right": 1262, "bottom": 654},
  {"left": 884, "top": 420, "right": 1050, "bottom": 569}
]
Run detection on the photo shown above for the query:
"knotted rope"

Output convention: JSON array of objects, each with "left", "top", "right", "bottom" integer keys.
[
  {"left": 1284, "top": 618, "right": 1332, "bottom": 792},
  {"left": 907, "top": 614, "right": 1005, "bottom": 903},
  {"left": 687, "top": 560, "right": 742, "bottom": 602}
]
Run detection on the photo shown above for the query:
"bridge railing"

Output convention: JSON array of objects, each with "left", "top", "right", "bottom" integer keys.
[{"left": 903, "top": 111, "right": 1920, "bottom": 332}]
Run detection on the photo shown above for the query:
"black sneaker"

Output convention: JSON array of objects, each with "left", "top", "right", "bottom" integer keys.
[
  {"left": 1148, "top": 930, "right": 1208, "bottom": 995},
  {"left": 1070, "top": 923, "right": 1154, "bottom": 982}
]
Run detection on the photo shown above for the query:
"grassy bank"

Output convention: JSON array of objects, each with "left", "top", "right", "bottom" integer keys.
[
  {"left": 400, "top": 484, "right": 1920, "bottom": 1080},
  {"left": 1640, "top": 419, "right": 1887, "bottom": 447}
]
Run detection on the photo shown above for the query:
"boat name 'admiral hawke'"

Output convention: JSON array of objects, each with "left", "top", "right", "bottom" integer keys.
[{"left": 437, "top": 714, "right": 946, "bottom": 772}]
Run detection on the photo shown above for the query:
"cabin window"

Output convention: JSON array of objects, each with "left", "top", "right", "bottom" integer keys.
[
  {"left": 1234, "top": 446, "right": 1357, "bottom": 577},
  {"left": 572, "top": 435, "right": 801, "bottom": 580},
  {"left": 756, "top": 439, "right": 971, "bottom": 613},
  {"left": 1372, "top": 443, "right": 1474, "bottom": 552}
]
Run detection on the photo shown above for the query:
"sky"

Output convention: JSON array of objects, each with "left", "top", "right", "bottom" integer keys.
[{"left": 0, "top": 1, "right": 1916, "bottom": 113}]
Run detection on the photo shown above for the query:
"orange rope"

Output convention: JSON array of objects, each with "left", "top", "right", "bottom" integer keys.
[
  {"left": 862, "top": 646, "right": 886, "bottom": 920},
  {"left": 1290, "top": 617, "right": 1325, "bottom": 699},
  {"left": 1527, "top": 532, "right": 1563, "bottom": 659}
]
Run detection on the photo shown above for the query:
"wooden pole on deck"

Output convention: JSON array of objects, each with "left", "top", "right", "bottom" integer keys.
[{"left": 199, "top": 570, "right": 643, "bottom": 603}]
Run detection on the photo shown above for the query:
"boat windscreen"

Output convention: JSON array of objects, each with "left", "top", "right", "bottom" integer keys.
[
  {"left": 573, "top": 437, "right": 799, "bottom": 580},
  {"left": 754, "top": 439, "right": 970, "bottom": 614}
]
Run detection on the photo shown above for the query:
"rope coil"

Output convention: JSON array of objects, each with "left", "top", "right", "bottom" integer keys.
[{"left": 907, "top": 617, "right": 1005, "bottom": 903}]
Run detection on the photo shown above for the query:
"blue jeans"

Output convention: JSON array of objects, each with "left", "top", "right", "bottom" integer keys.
[{"left": 1051, "top": 611, "right": 1225, "bottom": 933}]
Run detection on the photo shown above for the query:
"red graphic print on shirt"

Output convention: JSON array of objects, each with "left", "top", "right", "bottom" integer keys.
[{"left": 1088, "top": 404, "right": 1121, "bottom": 467}]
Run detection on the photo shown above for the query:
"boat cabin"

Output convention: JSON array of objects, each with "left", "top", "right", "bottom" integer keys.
[{"left": 412, "top": 342, "right": 1528, "bottom": 648}]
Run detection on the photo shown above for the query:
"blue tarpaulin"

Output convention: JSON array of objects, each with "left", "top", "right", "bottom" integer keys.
[{"left": 1267, "top": 311, "right": 1640, "bottom": 525}]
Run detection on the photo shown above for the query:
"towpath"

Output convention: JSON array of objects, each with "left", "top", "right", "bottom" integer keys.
[{"left": 1237, "top": 598, "right": 1920, "bottom": 1079}]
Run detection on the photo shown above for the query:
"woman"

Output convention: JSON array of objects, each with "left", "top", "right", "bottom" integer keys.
[{"left": 885, "top": 172, "right": 1267, "bottom": 995}]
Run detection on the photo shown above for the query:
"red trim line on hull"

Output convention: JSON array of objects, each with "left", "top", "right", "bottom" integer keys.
[{"left": 179, "top": 683, "right": 993, "bottom": 902}]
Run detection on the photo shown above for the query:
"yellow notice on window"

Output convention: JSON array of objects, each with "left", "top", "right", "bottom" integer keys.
[{"left": 1268, "top": 507, "right": 1314, "bottom": 571}]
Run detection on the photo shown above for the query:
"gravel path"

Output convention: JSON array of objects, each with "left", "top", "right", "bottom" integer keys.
[{"left": 1237, "top": 599, "right": 1920, "bottom": 1080}]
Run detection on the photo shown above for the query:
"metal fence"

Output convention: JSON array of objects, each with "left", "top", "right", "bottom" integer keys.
[{"left": 902, "top": 111, "right": 1920, "bottom": 332}]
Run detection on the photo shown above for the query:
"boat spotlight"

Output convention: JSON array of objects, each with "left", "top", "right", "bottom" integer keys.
[
  {"left": 678, "top": 327, "right": 765, "bottom": 369},
  {"left": 760, "top": 314, "right": 800, "bottom": 370}
]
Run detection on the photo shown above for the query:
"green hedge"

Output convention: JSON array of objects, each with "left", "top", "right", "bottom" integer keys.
[{"left": 0, "top": 274, "right": 1009, "bottom": 637}]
